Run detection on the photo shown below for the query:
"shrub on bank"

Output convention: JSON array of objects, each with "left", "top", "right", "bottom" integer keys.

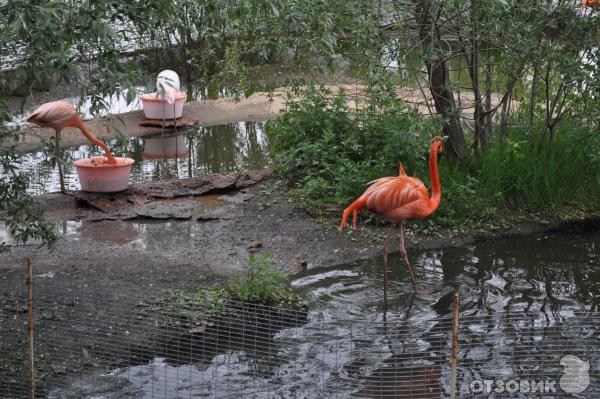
[
  {"left": 266, "top": 83, "right": 434, "bottom": 211},
  {"left": 266, "top": 83, "right": 600, "bottom": 224}
]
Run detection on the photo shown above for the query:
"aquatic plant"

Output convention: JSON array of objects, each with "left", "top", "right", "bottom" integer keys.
[{"left": 157, "top": 254, "right": 305, "bottom": 327}]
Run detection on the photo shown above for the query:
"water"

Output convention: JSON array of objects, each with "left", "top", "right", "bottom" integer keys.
[
  {"left": 15, "top": 121, "right": 269, "bottom": 195},
  {"left": 45, "top": 229, "right": 599, "bottom": 398}
]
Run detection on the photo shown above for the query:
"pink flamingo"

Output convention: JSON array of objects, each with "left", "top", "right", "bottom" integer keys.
[
  {"left": 339, "top": 139, "right": 444, "bottom": 292},
  {"left": 27, "top": 101, "right": 116, "bottom": 193}
]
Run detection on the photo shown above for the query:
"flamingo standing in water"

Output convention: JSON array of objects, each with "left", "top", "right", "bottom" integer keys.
[
  {"left": 339, "top": 138, "right": 444, "bottom": 293},
  {"left": 27, "top": 101, "right": 116, "bottom": 193}
]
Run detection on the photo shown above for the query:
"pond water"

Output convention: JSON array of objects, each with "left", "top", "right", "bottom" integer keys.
[
  {"left": 16, "top": 122, "right": 269, "bottom": 195},
  {"left": 45, "top": 229, "right": 599, "bottom": 398}
]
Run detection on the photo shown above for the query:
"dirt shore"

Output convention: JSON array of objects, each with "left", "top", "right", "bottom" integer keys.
[{"left": 2, "top": 174, "right": 597, "bottom": 299}]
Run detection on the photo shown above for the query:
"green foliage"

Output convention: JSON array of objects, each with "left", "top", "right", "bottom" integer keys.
[
  {"left": 0, "top": 105, "right": 58, "bottom": 253},
  {"left": 1, "top": 0, "right": 142, "bottom": 115},
  {"left": 227, "top": 254, "right": 303, "bottom": 307},
  {"left": 158, "top": 254, "right": 305, "bottom": 327},
  {"left": 161, "top": 287, "right": 227, "bottom": 327},
  {"left": 266, "top": 83, "right": 436, "bottom": 210},
  {"left": 434, "top": 117, "right": 600, "bottom": 225},
  {"left": 266, "top": 82, "right": 598, "bottom": 225}
]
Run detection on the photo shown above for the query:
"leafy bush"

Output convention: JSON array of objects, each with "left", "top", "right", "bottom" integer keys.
[
  {"left": 266, "top": 82, "right": 435, "bottom": 210},
  {"left": 158, "top": 254, "right": 304, "bottom": 328},
  {"left": 227, "top": 254, "right": 303, "bottom": 307}
]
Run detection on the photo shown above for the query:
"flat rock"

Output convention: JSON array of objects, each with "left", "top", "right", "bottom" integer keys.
[
  {"left": 71, "top": 170, "right": 270, "bottom": 221},
  {"left": 221, "top": 192, "right": 255, "bottom": 204}
]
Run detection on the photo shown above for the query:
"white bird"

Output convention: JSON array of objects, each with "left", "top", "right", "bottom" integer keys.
[{"left": 156, "top": 70, "right": 180, "bottom": 104}]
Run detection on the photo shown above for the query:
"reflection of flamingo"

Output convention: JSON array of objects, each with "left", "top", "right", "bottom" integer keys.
[
  {"left": 356, "top": 358, "right": 442, "bottom": 398},
  {"left": 27, "top": 101, "right": 116, "bottom": 193},
  {"left": 339, "top": 139, "right": 444, "bottom": 292}
]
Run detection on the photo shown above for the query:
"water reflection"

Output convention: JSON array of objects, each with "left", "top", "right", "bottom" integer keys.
[
  {"left": 44, "top": 230, "right": 599, "bottom": 397},
  {"left": 10, "top": 121, "right": 270, "bottom": 194},
  {"left": 142, "top": 133, "right": 188, "bottom": 160}
]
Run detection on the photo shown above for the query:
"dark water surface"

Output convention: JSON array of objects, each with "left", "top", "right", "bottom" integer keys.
[
  {"left": 44, "top": 229, "right": 599, "bottom": 398},
  {"left": 16, "top": 122, "right": 269, "bottom": 195}
]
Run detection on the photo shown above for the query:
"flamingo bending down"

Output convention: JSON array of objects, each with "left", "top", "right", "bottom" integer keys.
[
  {"left": 156, "top": 70, "right": 180, "bottom": 104},
  {"left": 27, "top": 101, "right": 116, "bottom": 193},
  {"left": 339, "top": 139, "right": 443, "bottom": 292}
]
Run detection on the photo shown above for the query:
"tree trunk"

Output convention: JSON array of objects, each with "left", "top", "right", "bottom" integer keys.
[
  {"left": 529, "top": 67, "right": 538, "bottom": 126},
  {"left": 499, "top": 89, "right": 512, "bottom": 137},
  {"left": 427, "top": 60, "right": 467, "bottom": 158},
  {"left": 484, "top": 47, "right": 492, "bottom": 139},
  {"left": 468, "top": 0, "right": 486, "bottom": 149},
  {"left": 415, "top": 0, "right": 467, "bottom": 158}
]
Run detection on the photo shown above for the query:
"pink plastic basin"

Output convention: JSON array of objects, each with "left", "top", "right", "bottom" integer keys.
[
  {"left": 74, "top": 157, "right": 135, "bottom": 193},
  {"left": 140, "top": 92, "right": 187, "bottom": 119}
]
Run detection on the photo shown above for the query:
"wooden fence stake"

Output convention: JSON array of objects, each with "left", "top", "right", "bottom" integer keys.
[
  {"left": 450, "top": 292, "right": 459, "bottom": 399},
  {"left": 27, "top": 258, "right": 35, "bottom": 399}
]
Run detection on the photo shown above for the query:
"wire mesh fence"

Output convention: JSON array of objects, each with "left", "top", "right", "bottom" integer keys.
[{"left": 2, "top": 270, "right": 599, "bottom": 398}]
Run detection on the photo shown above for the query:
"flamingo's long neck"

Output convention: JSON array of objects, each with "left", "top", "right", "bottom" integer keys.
[
  {"left": 75, "top": 118, "right": 117, "bottom": 164},
  {"left": 428, "top": 143, "right": 442, "bottom": 212}
]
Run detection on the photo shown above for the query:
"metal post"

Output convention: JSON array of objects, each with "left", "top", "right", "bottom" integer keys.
[
  {"left": 26, "top": 257, "right": 35, "bottom": 399},
  {"left": 450, "top": 293, "right": 459, "bottom": 399}
]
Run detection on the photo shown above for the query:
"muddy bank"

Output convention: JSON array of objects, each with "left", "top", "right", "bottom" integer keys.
[{"left": 2, "top": 172, "right": 598, "bottom": 286}]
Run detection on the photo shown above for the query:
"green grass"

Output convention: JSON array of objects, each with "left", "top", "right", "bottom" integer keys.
[{"left": 434, "top": 118, "right": 600, "bottom": 225}]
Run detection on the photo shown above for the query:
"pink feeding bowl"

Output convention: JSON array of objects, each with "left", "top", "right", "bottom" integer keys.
[
  {"left": 140, "top": 92, "right": 187, "bottom": 119},
  {"left": 74, "top": 157, "right": 135, "bottom": 193}
]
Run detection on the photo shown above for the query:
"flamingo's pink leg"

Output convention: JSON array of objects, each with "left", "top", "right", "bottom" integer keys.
[
  {"left": 383, "top": 229, "right": 392, "bottom": 302},
  {"left": 55, "top": 130, "right": 66, "bottom": 193},
  {"left": 399, "top": 221, "right": 417, "bottom": 292}
]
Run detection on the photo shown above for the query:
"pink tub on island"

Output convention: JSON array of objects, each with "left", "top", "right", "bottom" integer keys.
[
  {"left": 140, "top": 92, "right": 187, "bottom": 119},
  {"left": 74, "top": 157, "right": 135, "bottom": 193}
]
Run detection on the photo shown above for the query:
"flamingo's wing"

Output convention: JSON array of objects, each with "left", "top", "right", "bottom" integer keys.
[
  {"left": 383, "top": 196, "right": 432, "bottom": 220},
  {"left": 364, "top": 176, "right": 427, "bottom": 216},
  {"left": 28, "top": 101, "right": 75, "bottom": 126}
]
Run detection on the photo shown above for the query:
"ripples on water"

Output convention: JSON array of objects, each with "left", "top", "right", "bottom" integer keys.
[
  {"left": 45, "top": 230, "right": 599, "bottom": 398},
  {"left": 16, "top": 121, "right": 269, "bottom": 195}
]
